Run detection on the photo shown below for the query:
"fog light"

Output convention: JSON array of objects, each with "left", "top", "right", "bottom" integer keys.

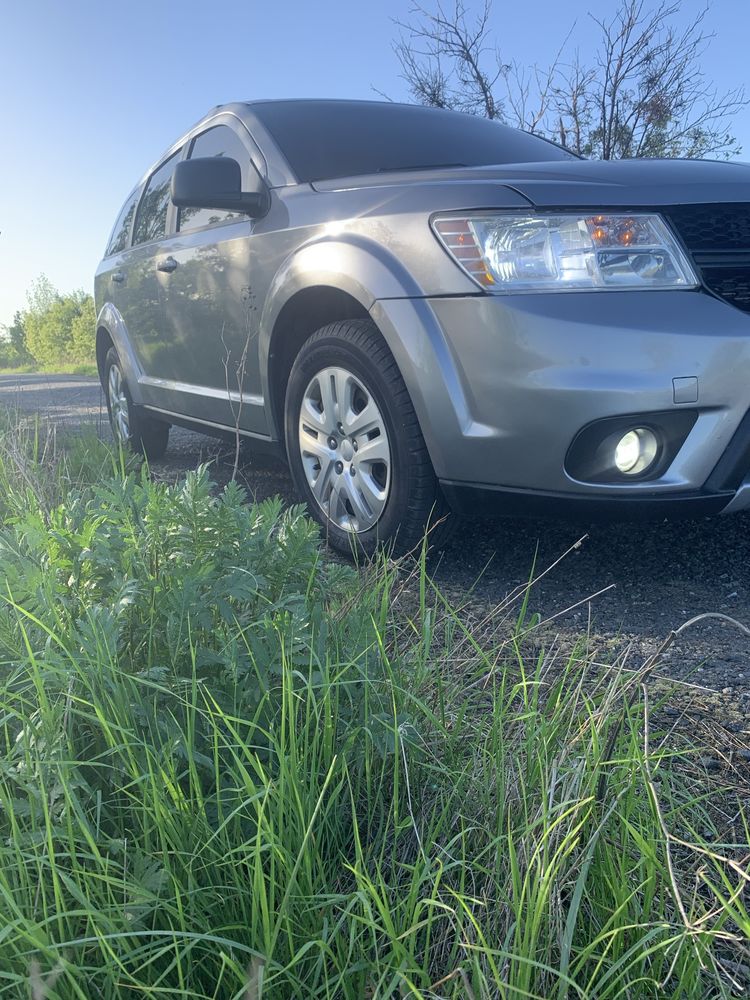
[{"left": 614, "top": 428, "right": 658, "bottom": 475}]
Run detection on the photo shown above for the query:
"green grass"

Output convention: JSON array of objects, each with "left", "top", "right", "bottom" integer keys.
[
  {"left": 0, "top": 362, "right": 97, "bottom": 377},
  {"left": 0, "top": 410, "right": 747, "bottom": 998}
]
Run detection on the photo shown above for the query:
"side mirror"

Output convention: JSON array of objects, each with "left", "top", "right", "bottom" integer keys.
[{"left": 171, "top": 157, "right": 268, "bottom": 218}]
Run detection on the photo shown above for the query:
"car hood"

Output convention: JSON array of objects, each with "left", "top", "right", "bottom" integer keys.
[{"left": 313, "top": 157, "right": 750, "bottom": 208}]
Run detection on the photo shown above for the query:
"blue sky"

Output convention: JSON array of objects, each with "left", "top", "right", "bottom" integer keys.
[{"left": 1, "top": 0, "right": 748, "bottom": 330}]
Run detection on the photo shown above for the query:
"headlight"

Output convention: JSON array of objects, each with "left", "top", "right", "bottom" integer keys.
[{"left": 432, "top": 213, "right": 698, "bottom": 292}]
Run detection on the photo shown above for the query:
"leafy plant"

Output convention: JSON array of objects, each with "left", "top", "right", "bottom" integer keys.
[
  {"left": 16, "top": 274, "right": 95, "bottom": 367},
  {"left": 0, "top": 411, "right": 746, "bottom": 998}
]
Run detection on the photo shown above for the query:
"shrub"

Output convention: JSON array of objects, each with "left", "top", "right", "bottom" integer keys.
[
  {"left": 0, "top": 311, "right": 34, "bottom": 369},
  {"left": 23, "top": 289, "right": 95, "bottom": 367},
  {"left": 19, "top": 275, "right": 96, "bottom": 367}
]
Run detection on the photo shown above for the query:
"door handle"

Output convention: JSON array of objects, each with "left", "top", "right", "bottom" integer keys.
[
  {"left": 157, "top": 256, "right": 178, "bottom": 273},
  {"left": 111, "top": 271, "right": 125, "bottom": 283}
]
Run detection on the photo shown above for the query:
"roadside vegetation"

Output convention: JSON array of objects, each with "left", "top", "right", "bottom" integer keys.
[
  {"left": 0, "top": 275, "right": 95, "bottom": 373},
  {"left": 0, "top": 363, "right": 98, "bottom": 377},
  {"left": 0, "top": 366, "right": 98, "bottom": 380},
  {"left": 0, "top": 408, "right": 747, "bottom": 998}
]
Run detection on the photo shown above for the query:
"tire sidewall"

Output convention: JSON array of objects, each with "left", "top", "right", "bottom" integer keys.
[
  {"left": 103, "top": 347, "right": 136, "bottom": 449},
  {"left": 285, "top": 334, "right": 415, "bottom": 555}
]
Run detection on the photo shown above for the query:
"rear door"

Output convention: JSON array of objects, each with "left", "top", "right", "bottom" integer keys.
[
  {"left": 155, "top": 122, "right": 267, "bottom": 434},
  {"left": 95, "top": 185, "right": 141, "bottom": 337}
]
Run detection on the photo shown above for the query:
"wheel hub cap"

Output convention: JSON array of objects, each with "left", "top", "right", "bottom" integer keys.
[
  {"left": 107, "top": 364, "right": 130, "bottom": 443},
  {"left": 298, "top": 366, "right": 391, "bottom": 533}
]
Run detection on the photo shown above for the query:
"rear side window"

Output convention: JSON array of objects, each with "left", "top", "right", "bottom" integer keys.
[
  {"left": 133, "top": 151, "right": 181, "bottom": 246},
  {"left": 179, "top": 125, "right": 252, "bottom": 232},
  {"left": 105, "top": 188, "right": 139, "bottom": 256}
]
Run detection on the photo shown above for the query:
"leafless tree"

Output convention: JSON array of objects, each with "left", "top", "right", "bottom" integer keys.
[
  {"left": 394, "top": 1, "right": 506, "bottom": 118},
  {"left": 393, "top": 0, "right": 747, "bottom": 159}
]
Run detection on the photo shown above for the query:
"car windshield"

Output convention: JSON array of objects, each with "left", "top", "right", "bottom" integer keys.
[{"left": 251, "top": 100, "right": 578, "bottom": 183}]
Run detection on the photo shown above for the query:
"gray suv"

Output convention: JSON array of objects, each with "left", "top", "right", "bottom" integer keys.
[{"left": 96, "top": 99, "right": 750, "bottom": 554}]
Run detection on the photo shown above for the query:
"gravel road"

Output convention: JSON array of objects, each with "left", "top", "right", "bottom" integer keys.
[{"left": 3, "top": 373, "right": 750, "bottom": 719}]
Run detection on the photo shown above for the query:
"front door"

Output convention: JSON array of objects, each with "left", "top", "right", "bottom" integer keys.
[{"left": 156, "top": 123, "right": 268, "bottom": 436}]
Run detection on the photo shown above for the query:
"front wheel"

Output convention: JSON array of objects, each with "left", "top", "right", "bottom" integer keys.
[
  {"left": 103, "top": 347, "right": 169, "bottom": 459},
  {"left": 284, "top": 319, "right": 451, "bottom": 557}
]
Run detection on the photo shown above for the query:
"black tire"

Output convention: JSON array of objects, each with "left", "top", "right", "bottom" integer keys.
[
  {"left": 284, "top": 319, "right": 451, "bottom": 557},
  {"left": 103, "top": 347, "right": 169, "bottom": 459}
]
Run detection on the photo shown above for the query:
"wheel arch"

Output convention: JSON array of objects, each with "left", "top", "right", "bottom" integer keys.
[
  {"left": 95, "top": 303, "right": 145, "bottom": 405},
  {"left": 260, "top": 234, "right": 425, "bottom": 442},
  {"left": 96, "top": 327, "right": 113, "bottom": 382},
  {"left": 265, "top": 286, "right": 370, "bottom": 443}
]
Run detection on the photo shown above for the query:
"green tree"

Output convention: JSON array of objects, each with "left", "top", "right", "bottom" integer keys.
[
  {"left": 25, "top": 273, "right": 57, "bottom": 316},
  {"left": 70, "top": 295, "right": 96, "bottom": 363},
  {"left": 22, "top": 275, "right": 95, "bottom": 367},
  {"left": 0, "top": 312, "right": 33, "bottom": 368},
  {"left": 8, "top": 312, "right": 30, "bottom": 360}
]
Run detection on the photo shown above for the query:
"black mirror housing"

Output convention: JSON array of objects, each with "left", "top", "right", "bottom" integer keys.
[{"left": 171, "top": 157, "right": 268, "bottom": 217}]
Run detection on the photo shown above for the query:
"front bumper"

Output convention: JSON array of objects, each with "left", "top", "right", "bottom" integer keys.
[
  {"left": 370, "top": 287, "right": 750, "bottom": 516},
  {"left": 439, "top": 482, "right": 730, "bottom": 520}
]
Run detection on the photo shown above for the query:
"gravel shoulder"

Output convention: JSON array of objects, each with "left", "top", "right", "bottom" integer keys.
[{"left": 2, "top": 373, "right": 749, "bottom": 722}]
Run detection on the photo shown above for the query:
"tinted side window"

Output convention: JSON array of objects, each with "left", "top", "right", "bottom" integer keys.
[
  {"left": 106, "top": 188, "right": 139, "bottom": 256},
  {"left": 179, "top": 125, "right": 252, "bottom": 232},
  {"left": 133, "top": 151, "right": 181, "bottom": 246}
]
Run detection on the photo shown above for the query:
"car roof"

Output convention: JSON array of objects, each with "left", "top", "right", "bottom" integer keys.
[{"left": 139, "top": 98, "right": 576, "bottom": 192}]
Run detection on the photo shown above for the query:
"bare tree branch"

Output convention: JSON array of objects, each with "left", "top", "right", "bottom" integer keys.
[
  {"left": 394, "top": 1, "right": 507, "bottom": 118},
  {"left": 392, "top": 0, "right": 747, "bottom": 159}
]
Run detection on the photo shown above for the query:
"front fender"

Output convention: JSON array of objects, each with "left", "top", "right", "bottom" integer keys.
[
  {"left": 257, "top": 234, "right": 475, "bottom": 473},
  {"left": 258, "top": 233, "right": 423, "bottom": 374},
  {"left": 96, "top": 303, "right": 145, "bottom": 406}
]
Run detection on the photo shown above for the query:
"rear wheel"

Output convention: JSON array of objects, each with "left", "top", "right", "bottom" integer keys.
[
  {"left": 285, "top": 319, "right": 451, "bottom": 556},
  {"left": 103, "top": 347, "right": 169, "bottom": 459}
]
